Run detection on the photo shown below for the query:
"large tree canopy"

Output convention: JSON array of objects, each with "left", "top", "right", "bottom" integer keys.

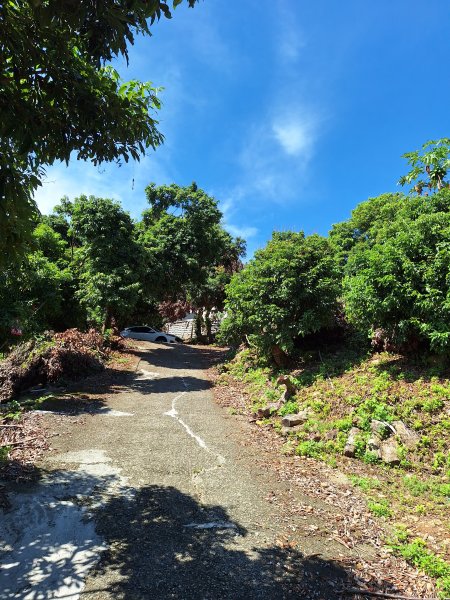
[
  {"left": 218, "top": 232, "right": 341, "bottom": 363},
  {"left": 0, "top": 0, "right": 198, "bottom": 264},
  {"left": 138, "top": 182, "right": 226, "bottom": 297},
  {"left": 67, "top": 195, "right": 144, "bottom": 329},
  {"left": 332, "top": 190, "right": 450, "bottom": 352}
]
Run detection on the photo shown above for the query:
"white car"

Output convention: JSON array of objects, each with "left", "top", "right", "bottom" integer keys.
[{"left": 120, "top": 326, "right": 178, "bottom": 344}]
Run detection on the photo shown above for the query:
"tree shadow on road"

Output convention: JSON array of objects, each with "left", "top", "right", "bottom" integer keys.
[
  {"left": 1, "top": 469, "right": 413, "bottom": 600},
  {"left": 127, "top": 343, "right": 227, "bottom": 371},
  {"left": 89, "top": 484, "right": 397, "bottom": 600},
  {"left": 0, "top": 466, "right": 119, "bottom": 599}
]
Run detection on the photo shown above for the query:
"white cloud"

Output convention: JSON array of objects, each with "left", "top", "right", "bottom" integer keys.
[
  {"left": 34, "top": 149, "right": 176, "bottom": 219},
  {"left": 272, "top": 115, "right": 316, "bottom": 157},
  {"left": 226, "top": 223, "right": 258, "bottom": 239},
  {"left": 218, "top": 189, "right": 259, "bottom": 241},
  {"left": 236, "top": 103, "right": 321, "bottom": 203}
]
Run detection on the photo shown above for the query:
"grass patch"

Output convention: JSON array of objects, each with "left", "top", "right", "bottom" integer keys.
[
  {"left": 367, "top": 499, "right": 391, "bottom": 518},
  {"left": 388, "top": 528, "right": 450, "bottom": 598},
  {"left": 350, "top": 475, "right": 381, "bottom": 491}
]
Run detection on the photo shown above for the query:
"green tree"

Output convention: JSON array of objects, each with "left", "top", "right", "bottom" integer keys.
[
  {"left": 329, "top": 192, "right": 406, "bottom": 269},
  {"left": 0, "top": 223, "right": 72, "bottom": 342},
  {"left": 137, "top": 183, "right": 246, "bottom": 339},
  {"left": 188, "top": 232, "right": 246, "bottom": 342},
  {"left": 70, "top": 195, "right": 144, "bottom": 330},
  {"left": 398, "top": 138, "right": 450, "bottom": 195},
  {"left": 138, "top": 182, "right": 225, "bottom": 299},
  {"left": 218, "top": 232, "right": 341, "bottom": 364},
  {"left": 0, "top": 0, "right": 198, "bottom": 264},
  {"left": 339, "top": 190, "right": 450, "bottom": 352}
]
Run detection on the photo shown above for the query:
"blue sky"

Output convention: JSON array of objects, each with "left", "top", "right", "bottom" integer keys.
[{"left": 35, "top": 0, "right": 450, "bottom": 257}]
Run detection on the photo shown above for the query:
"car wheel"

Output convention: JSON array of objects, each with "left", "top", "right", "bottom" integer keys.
[{"left": 155, "top": 336, "right": 167, "bottom": 343}]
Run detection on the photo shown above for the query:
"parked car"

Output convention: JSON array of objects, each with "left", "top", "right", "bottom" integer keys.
[{"left": 120, "top": 326, "right": 178, "bottom": 344}]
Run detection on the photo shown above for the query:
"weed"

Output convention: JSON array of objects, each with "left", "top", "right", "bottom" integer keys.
[
  {"left": 353, "top": 432, "right": 369, "bottom": 458},
  {"left": 430, "top": 383, "right": 450, "bottom": 399},
  {"left": 356, "top": 398, "right": 394, "bottom": 430},
  {"left": 0, "top": 446, "right": 11, "bottom": 462},
  {"left": 372, "top": 371, "right": 392, "bottom": 393},
  {"left": 296, "top": 440, "right": 323, "bottom": 458},
  {"left": 279, "top": 401, "right": 298, "bottom": 416},
  {"left": 432, "top": 452, "right": 446, "bottom": 471},
  {"left": 422, "top": 396, "right": 445, "bottom": 413},
  {"left": 345, "top": 394, "right": 363, "bottom": 406},
  {"left": 388, "top": 532, "right": 450, "bottom": 598},
  {"left": 333, "top": 416, "right": 353, "bottom": 432},
  {"left": 402, "top": 475, "right": 429, "bottom": 496},
  {"left": 363, "top": 451, "right": 381, "bottom": 465},
  {"left": 350, "top": 476, "right": 381, "bottom": 491},
  {"left": 3, "top": 400, "right": 22, "bottom": 420},
  {"left": 325, "top": 455, "right": 337, "bottom": 467},
  {"left": 367, "top": 499, "right": 392, "bottom": 517}
]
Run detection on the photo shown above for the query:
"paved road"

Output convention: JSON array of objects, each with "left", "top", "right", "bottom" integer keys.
[{"left": 0, "top": 344, "right": 348, "bottom": 599}]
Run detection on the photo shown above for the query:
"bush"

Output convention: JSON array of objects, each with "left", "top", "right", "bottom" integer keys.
[
  {"left": 332, "top": 190, "right": 450, "bottom": 353},
  {"left": 218, "top": 232, "right": 340, "bottom": 363}
]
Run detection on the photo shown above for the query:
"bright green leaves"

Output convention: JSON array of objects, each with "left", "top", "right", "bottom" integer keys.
[
  {"left": 218, "top": 232, "right": 341, "bottom": 359},
  {"left": 337, "top": 190, "right": 450, "bottom": 352},
  {"left": 0, "top": 0, "right": 199, "bottom": 264},
  {"left": 69, "top": 196, "right": 144, "bottom": 329},
  {"left": 399, "top": 138, "right": 450, "bottom": 195}
]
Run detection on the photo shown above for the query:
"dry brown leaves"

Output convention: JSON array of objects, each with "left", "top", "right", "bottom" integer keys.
[
  {"left": 211, "top": 368, "right": 439, "bottom": 599},
  {"left": 0, "top": 413, "right": 49, "bottom": 481}
]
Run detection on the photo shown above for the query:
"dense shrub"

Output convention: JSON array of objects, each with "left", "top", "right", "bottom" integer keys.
[
  {"left": 218, "top": 232, "right": 340, "bottom": 363},
  {"left": 334, "top": 190, "right": 450, "bottom": 352}
]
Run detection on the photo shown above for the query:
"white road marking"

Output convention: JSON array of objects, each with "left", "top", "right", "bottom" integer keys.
[
  {"left": 164, "top": 380, "right": 226, "bottom": 467},
  {"left": 164, "top": 392, "right": 208, "bottom": 450},
  {"left": 184, "top": 521, "right": 237, "bottom": 530}
]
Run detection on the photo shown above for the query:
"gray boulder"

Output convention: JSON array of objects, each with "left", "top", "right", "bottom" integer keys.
[
  {"left": 366, "top": 435, "right": 382, "bottom": 459},
  {"left": 380, "top": 438, "right": 400, "bottom": 465},
  {"left": 343, "top": 427, "right": 361, "bottom": 458},
  {"left": 392, "top": 420, "right": 420, "bottom": 450},
  {"left": 281, "top": 410, "right": 311, "bottom": 427}
]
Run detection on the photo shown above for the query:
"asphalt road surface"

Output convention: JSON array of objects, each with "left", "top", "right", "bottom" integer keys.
[{"left": 0, "top": 343, "right": 349, "bottom": 599}]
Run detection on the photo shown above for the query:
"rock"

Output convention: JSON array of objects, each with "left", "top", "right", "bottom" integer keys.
[
  {"left": 370, "top": 419, "right": 389, "bottom": 436},
  {"left": 367, "top": 435, "right": 382, "bottom": 458},
  {"left": 281, "top": 424, "right": 304, "bottom": 436},
  {"left": 276, "top": 374, "right": 297, "bottom": 400},
  {"left": 380, "top": 438, "right": 400, "bottom": 465},
  {"left": 343, "top": 427, "right": 361, "bottom": 458},
  {"left": 255, "top": 402, "right": 281, "bottom": 418},
  {"left": 392, "top": 420, "right": 420, "bottom": 449},
  {"left": 256, "top": 406, "right": 271, "bottom": 418},
  {"left": 281, "top": 410, "right": 311, "bottom": 427}
]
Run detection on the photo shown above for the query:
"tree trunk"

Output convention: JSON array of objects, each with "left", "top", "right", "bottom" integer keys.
[
  {"left": 195, "top": 312, "right": 203, "bottom": 343},
  {"left": 205, "top": 309, "right": 213, "bottom": 344},
  {"left": 102, "top": 307, "right": 112, "bottom": 333},
  {"left": 271, "top": 344, "right": 289, "bottom": 368}
]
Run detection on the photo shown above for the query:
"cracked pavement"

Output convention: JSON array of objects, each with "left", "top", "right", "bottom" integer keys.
[{"left": 0, "top": 343, "right": 350, "bottom": 599}]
